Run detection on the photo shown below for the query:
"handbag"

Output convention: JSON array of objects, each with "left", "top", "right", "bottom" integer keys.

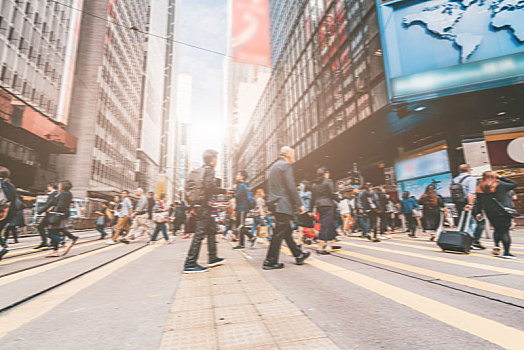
[
  {"left": 257, "top": 225, "right": 269, "bottom": 238},
  {"left": 47, "top": 211, "right": 64, "bottom": 224},
  {"left": 492, "top": 198, "right": 521, "bottom": 218}
]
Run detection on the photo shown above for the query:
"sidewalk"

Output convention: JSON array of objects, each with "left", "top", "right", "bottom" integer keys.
[{"left": 160, "top": 243, "right": 339, "bottom": 350}]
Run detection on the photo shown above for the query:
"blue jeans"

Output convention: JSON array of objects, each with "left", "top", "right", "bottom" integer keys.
[
  {"left": 151, "top": 223, "right": 169, "bottom": 241},
  {"left": 359, "top": 214, "right": 370, "bottom": 236},
  {"left": 96, "top": 226, "right": 107, "bottom": 237}
]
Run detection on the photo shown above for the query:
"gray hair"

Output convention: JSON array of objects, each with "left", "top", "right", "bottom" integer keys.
[
  {"left": 280, "top": 146, "right": 294, "bottom": 157},
  {"left": 136, "top": 188, "right": 144, "bottom": 194}
]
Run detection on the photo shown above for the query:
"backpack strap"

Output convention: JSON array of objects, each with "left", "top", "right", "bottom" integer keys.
[{"left": 457, "top": 175, "right": 471, "bottom": 184}]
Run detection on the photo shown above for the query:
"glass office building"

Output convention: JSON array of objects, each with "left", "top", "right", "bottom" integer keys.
[{"left": 237, "top": 0, "right": 523, "bottom": 207}]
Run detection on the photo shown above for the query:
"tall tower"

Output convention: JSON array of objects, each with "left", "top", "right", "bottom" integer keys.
[{"left": 57, "top": 0, "right": 148, "bottom": 198}]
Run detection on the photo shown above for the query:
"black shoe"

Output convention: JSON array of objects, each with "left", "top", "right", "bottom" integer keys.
[
  {"left": 316, "top": 249, "right": 330, "bottom": 255},
  {"left": 472, "top": 243, "right": 486, "bottom": 250},
  {"left": 184, "top": 265, "right": 209, "bottom": 274},
  {"left": 372, "top": 238, "right": 381, "bottom": 242},
  {"left": 263, "top": 262, "right": 284, "bottom": 270},
  {"left": 99, "top": 234, "right": 107, "bottom": 240},
  {"left": 331, "top": 245, "right": 341, "bottom": 250},
  {"left": 120, "top": 239, "right": 130, "bottom": 244},
  {"left": 34, "top": 243, "right": 48, "bottom": 249},
  {"left": 296, "top": 252, "right": 310, "bottom": 265},
  {"left": 366, "top": 235, "right": 372, "bottom": 241},
  {"left": 0, "top": 248, "right": 7, "bottom": 260},
  {"left": 71, "top": 236, "right": 79, "bottom": 245},
  {"left": 59, "top": 240, "right": 66, "bottom": 246},
  {"left": 208, "top": 258, "right": 225, "bottom": 267},
  {"left": 233, "top": 245, "right": 245, "bottom": 250}
]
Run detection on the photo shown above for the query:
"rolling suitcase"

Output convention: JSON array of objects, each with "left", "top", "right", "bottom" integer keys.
[{"left": 437, "top": 210, "right": 473, "bottom": 254}]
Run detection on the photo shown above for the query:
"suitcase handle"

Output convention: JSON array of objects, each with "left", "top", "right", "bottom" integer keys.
[{"left": 457, "top": 209, "right": 473, "bottom": 236}]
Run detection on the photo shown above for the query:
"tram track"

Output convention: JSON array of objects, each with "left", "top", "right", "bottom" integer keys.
[{"left": 0, "top": 243, "right": 147, "bottom": 314}]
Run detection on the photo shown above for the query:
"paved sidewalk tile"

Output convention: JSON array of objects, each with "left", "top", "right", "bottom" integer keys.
[{"left": 159, "top": 244, "right": 340, "bottom": 349}]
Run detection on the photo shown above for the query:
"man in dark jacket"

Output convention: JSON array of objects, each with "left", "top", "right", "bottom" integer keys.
[
  {"left": 263, "top": 146, "right": 310, "bottom": 270},
  {"left": 35, "top": 182, "right": 58, "bottom": 249},
  {"left": 184, "top": 149, "right": 227, "bottom": 274},
  {"left": 0, "top": 166, "right": 17, "bottom": 260}
]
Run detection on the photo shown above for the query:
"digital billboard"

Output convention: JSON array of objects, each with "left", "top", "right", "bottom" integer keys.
[
  {"left": 377, "top": 0, "right": 524, "bottom": 102},
  {"left": 231, "top": 0, "right": 271, "bottom": 67},
  {"left": 395, "top": 149, "right": 450, "bottom": 181},
  {"left": 399, "top": 172, "right": 453, "bottom": 199}
]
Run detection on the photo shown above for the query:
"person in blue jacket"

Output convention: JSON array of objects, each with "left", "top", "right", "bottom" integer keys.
[
  {"left": 400, "top": 191, "right": 418, "bottom": 237},
  {"left": 233, "top": 170, "right": 256, "bottom": 249}
]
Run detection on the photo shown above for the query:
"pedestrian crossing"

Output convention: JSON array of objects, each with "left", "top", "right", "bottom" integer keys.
[{"left": 258, "top": 233, "right": 524, "bottom": 349}]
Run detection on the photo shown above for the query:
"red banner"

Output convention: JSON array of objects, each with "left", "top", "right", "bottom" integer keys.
[{"left": 231, "top": 0, "right": 270, "bottom": 67}]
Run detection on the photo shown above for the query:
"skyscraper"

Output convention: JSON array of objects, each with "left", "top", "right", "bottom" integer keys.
[
  {"left": 57, "top": 0, "right": 148, "bottom": 197},
  {"left": 0, "top": 0, "right": 80, "bottom": 191}
]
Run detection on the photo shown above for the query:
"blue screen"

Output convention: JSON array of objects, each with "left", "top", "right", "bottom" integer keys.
[
  {"left": 378, "top": 0, "right": 524, "bottom": 101},
  {"left": 399, "top": 172, "right": 453, "bottom": 200},
  {"left": 395, "top": 149, "right": 450, "bottom": 181}
]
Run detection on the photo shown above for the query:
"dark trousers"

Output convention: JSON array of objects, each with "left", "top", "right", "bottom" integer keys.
[
  {"left": 378, "top": 211, "right": 388, "bottom": 235},
  {"left": 264, "top": 213, "right": 302, "bottom": 265},
  {"left": 405, "top": 213, "right": 417, "bottom": 236},
  {"left": 152, "top": 223, "right": 169, "bottom": 241},
  {"left": 236, "top": 211, "right": 253, "bottom": 246},
  {"left": 185, "top": 207, "right": 217, "bottom": 267},
  {"left": 488, "top": 214, "right": 512, "bottom": 255},
  {"left": 0, "top": 220, "right": 8, "bottom": 248},
  {"left": 173, "top": 217, "right": 185, "bottom": 233},
  {"left": 95, "top": 225, "right": 107, "bottom": 237},
  {"left": 37, "top": 216, "right": 49, "bottom": 244},
  {"left": 4, "top": 224, "right": 19, "bottom": 242},
  {"left": 318, "top": 206, "right": 336, "bottom": 241}
]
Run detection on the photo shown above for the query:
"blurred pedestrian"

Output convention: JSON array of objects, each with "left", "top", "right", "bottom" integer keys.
[
  {"left": 4, "top": 194, "right": 25, "bottom": 244},
  {"left": 400, "top": 191, "right": 418, "bottom": 238},
  {"left": 357, "top": 183, "right": 381, "bottom": 242},
  {"left": 46, "top": 180, "right": 78, "bottom": 257},
  {"left": 150, "top": 193, "right": 172, "bottom": 244},
  {"left": 263, "top": 146, "right": 309, "bottom": 270},
  {"left": 35, "top": 182, "right": 58, "bottom": 249},
  {"left": 106, "top": 190, "right": 132, "bottom": 244},
  {"left": 0, "top": 166, "right": 17, "bottom": 260},
  {"left": 121, "top": 188, "right": 151, "bottom": 243},
  {"left": 474, "top": 171, "right": 518, "bottom": 259},
  {"left": 233, "top": 170, "right": 256, "bottom": 250},
  {"left": 311, "top": 167, "right": 341, "bottom": 254},
  {"left": 419, "top": 185, "right": 445, "bottom": 241},
  {"left": 338, "top": 192, "right": 351, "bottom": 236},
  {"left": 94, "top": 202, "right": 109, "bottom": 240}
]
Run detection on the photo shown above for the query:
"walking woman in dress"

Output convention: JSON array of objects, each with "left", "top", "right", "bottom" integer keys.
[
  {"left": 311, "top": 167, "right": 340, "bottom": 255},
  {"left": 419, "top": 185, "right": 445, "bottom": 241},
  {"left": 474, "top": 171, "right": 518, "bottom": 259},
  {"left": 46, "top": 180, "right": 78, "bottom": 257}
]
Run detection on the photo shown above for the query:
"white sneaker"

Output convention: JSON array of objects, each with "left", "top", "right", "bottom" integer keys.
[{"left": 105, "top": 240, "right": 117, "bottom": 245}]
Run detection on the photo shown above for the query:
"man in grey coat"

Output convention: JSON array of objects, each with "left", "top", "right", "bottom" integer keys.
[{"left": 263, "top": 146, "right": 310, "bottom": 270}]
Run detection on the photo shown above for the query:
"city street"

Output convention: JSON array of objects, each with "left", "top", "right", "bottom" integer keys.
[{"left": 0, "top": 229, "right": 523, "bottom": 349}]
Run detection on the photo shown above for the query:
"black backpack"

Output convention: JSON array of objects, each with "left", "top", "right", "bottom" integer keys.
[
  {"left": 185, "top": 167, "right": 206, "bottom": 205},
  {"left": 450, "top": 175, "right": 471, "bottom": 205}
]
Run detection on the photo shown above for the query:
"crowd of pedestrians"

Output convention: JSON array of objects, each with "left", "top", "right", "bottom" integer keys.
[{"left": 0, "top": 147, "right": 520, "bottom": 265}]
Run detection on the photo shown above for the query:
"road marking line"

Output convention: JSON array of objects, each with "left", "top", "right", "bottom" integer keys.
[
  {"left": 0, "top": 244, "right": 159, "bottom": 339},
  {"left": 0, "top": 240, "right": 104, "bottom": 266},
  {"left": 0, "top": 244, "right": 123, "bottom": 287},
  {"left": 387, "top": 237, "right": 524, "bottom": 254},
  {"left": 268, "top": 242, "right": 524, "bottom": 348},
  {"left": 6, "top": 237, "right": 100, "bottom": 258},
  {"left": 338, "top": 241, "right": 524, "bottom": 276},
  {"left": 334, "top": 250, "right": 524, "bottom": 300},
  {"left": 307, "top": 258, "right": 524, "bottom": 350},
  {"left": 362, "top": 239, "right": 524, "bottom": 263}
]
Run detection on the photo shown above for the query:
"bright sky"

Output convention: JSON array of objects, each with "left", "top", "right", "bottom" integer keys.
[{"left": 177, "top": 0, "right": 228, "bottom": 163}]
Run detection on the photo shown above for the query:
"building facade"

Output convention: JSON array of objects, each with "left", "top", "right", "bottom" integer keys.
[
  {"left": 174, "top": 72, "right": 192, "bottom": 199},
  {"left": 137, "top": 0, "right": 178, "bottom": 199},
  {"left": 237, "top": 0, "right": 523, "bottom": 213},
  {"left": 0, "top": 0, "right": 79, "bottom": 192},
  {"left": 57, "top": 0, "right": 148, "bottom": 198}
]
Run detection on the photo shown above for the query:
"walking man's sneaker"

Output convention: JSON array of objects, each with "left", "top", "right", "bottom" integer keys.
[
  {"left": 295, "top": 251, "right": 310, "bottom": 265},
  {"left": 501, "top": 254, "right": 516, "bottom": 259},
  {"left": 184, "top": 265, "right": 209, "bottom": 274},
  {"left": 233, "top": 245, "right": 245, "bottom": 250},
  {"left": 208, "top": 257, "right": 225, "bottom": 267},
  {"left": 105, "top": 240, "right": 117, "bottom": 245},
  {"left": 472, "top": 242, "right": 486, "bottom": 250},
  {"left": 120, "top": 239, "right": 130, "bottom": 244},
  {"left": 250, "top": 236, "right": 258, "bottom": 248}
]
